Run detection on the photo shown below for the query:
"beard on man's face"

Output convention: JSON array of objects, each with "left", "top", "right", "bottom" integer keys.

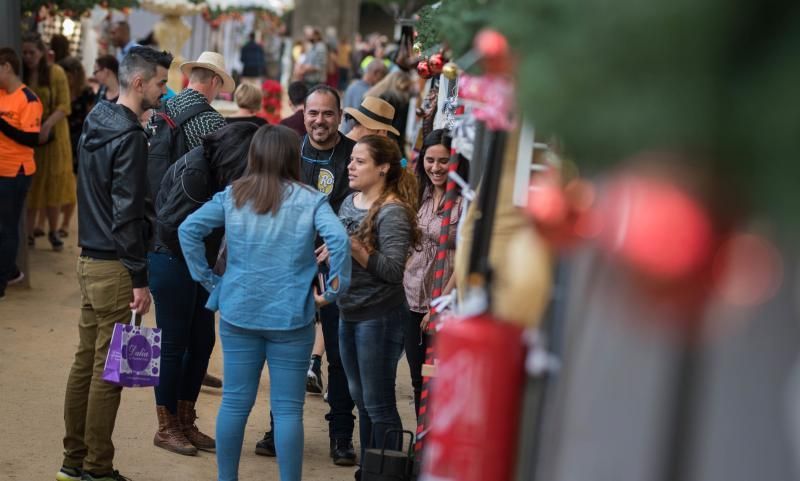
[{"left": 141, "top": 96, "right": 162, "bottom": 111}]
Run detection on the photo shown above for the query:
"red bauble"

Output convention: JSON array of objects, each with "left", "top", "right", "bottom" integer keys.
[
  {"left": 429, "top": 53, "right": 444, "bottom": 76},
  {"left": 599, "top": 175, "right": 713, "bottom": 282},
  {"left": 417, "top": 60, "right": 432, "bottom": 79},
  {"left": 474, "top": 29, "right": 509, "bottom": 60}
]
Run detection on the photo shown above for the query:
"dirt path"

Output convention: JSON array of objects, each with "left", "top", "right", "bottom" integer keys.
[{"left": 0, "top": 222, "right": 417, "bottom": 481}]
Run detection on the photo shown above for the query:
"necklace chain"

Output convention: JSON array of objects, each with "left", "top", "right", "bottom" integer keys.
[{"left": 301, "top": 135, "right": 337, "bottom": 165}]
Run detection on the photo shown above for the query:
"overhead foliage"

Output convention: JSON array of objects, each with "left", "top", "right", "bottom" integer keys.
[{"left": 415, "top": 0, "right": 800, "bottom": 220}]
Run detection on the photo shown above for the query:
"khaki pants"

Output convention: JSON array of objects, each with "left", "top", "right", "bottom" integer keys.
[{"left": 62, "top": 257, "right": 131, "bottom": 474}]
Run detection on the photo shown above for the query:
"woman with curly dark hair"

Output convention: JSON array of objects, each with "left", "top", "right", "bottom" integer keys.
[{"left": 336, "top": 134, "right": 419, "bottom": 476}]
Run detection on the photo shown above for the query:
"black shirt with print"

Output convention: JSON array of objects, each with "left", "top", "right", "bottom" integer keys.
[{"left": 299, "top": 134, "right": 356, "bottom": 214}]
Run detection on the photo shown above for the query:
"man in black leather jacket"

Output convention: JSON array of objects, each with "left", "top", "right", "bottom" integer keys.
[{"left": 58, "top": 47, "right": 172, "bottom": 481}]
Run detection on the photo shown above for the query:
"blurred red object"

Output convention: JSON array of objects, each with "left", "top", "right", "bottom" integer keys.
[
  {"left": 474, "top": 29, "right": 512, "bottom": 74},
  {"left": 417, "top": 59, "right": 432, "bottom": 79},
  {"left": 260, "top": 79, "right": 282, "bottom": 124},
  {"left": 712, "top": 233, "right": 783, "bottom": 307},
  {"left": 526, "top": 169, "right": 598, "bottom": 249},
  {"left": 429, "top": 53, "right": 444, "bottom": 76},
  {"left": 421, "top": 314, "right": 525, "bottom": 481},
  {"left": 599, "top": 174, "right": 714, "bottom": 282}
]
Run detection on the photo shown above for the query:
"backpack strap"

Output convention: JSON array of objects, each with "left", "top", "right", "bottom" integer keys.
[
  {"left": 155, "top": 111, "right": 177, "bottom": 129},
  {"left": 173, "top": 102, "right": 215, "bottom": 127}
]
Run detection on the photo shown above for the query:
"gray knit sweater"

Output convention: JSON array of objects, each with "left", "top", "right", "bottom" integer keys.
[{"left": 337, "top": 193, "right": 412, "bottom": 321}]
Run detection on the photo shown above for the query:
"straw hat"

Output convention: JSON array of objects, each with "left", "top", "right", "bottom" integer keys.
[
  {"left": 344, "top": 96, "right": 400, "bottom": 136},
  {"left": 180, "top": 51, "right": 235, "bottom": 93}
]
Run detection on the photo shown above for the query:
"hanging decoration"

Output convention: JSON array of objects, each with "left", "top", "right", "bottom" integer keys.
[{"left": 22, "top": 0, "right": 140, "bottom": 18}]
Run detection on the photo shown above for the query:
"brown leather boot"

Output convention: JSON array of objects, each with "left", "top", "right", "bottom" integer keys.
[
  {"left": 154, "top": 406, "right": 197, "bottom": 456},
  {"left": 177, "top": 400, "right": 216, "bottom": 452}
]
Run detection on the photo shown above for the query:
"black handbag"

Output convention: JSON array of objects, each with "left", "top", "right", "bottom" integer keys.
[{"left": 361, "top": 429, "right": 416, "bottom": 481}]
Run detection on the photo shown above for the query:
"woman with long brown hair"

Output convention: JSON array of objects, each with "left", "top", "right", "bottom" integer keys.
[
  {"left": 179, "top": 124, "right": 351, "bottom": 481},
  {"left": 336, "top": 134, "right": 419, "bottom": 478},
  {"left": 21, "top": 32, "right": 74, "bottom": 251}
]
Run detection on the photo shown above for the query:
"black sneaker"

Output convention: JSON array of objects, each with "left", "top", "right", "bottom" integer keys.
[
  {"left": 80, "top": 470, "right": 131, "bottom": 481},
  {"left": 255, "top": 430, "right": 276, "bottom": 457},
  {"left": 330, "top": 438, "right": 356, "bottom": 466},
  {"left": 306, "top": 356, "right": 323, "bottom": 394},
  {"left": 49, "top": 231, "right": 64, "bottom": 252}
]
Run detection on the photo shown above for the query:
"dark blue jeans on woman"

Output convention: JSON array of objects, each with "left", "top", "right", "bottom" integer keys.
[
  {"left": 339, "top": 307, "right": 406, "bottom": 461},
  {"left": 0, "top": 171, "right": 32, "bottom": 296},
  {"left": 149, "top": 251, "right": 215, "bottom": 413}
]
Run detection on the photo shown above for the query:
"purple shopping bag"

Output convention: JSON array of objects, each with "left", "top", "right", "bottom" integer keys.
[{"left": 102, "top": 311, "right": 162, "bottom": 387}]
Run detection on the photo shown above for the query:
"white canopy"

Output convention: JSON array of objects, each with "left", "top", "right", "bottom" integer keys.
[{"left": 204, "top": 0, "right": 294, "bottom": 14}]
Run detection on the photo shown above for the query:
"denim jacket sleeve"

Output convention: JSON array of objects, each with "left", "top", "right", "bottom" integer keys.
[
  {"left": 178, "top": 191, "right": 225, "bottom": 296},
  {"left": 315, "top": 196, "right": 351, "bottom": 303}
]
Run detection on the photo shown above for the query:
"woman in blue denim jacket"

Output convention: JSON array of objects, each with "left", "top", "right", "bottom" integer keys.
[{"left": 179, "top": 125, "right": 351, "bottom": 481}]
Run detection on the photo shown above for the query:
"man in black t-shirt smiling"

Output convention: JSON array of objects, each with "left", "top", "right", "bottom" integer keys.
[{"left": 299, "top": 85, "right": 356, "bottom": 213}]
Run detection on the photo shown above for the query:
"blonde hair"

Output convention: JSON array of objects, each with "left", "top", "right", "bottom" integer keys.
[
  {"left": 365, "top": 70, "right": 412, "bottom": 102},
  {"left": 234, "top": 83, "right": 263, "bottom": 112}
]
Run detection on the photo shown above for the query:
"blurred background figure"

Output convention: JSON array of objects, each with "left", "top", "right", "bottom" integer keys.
[
  {"left": 365, "top": 71, "right": 413, "bottom": 155},
  {"left": 227, "top": 83, "right": 267, "bottom": 126},
  {"left": 342, "top": 59, "right": 388, "bottom": 134},
  {"left": 109, "top": 21, "right": 138, "bottom": 62},
  {"left": 56, "top": 56, "right": 93, "bottom": 239},
  {"left": 336, "top": 33, "right": 353, "bottom": 91},
  {"left": 297, "top": 26, "right": 327, "bottom": 88},
  {"left": 279, "top": 81, "right": 308, "bottom": 138},
  {"left": 49, "top": 34, "right": 70, "bottom": 64},
  {"left": 240, "top": 33, "right": 266, "bottom": 86},
  {"left": 93, "top": 54, "right": 119, "bottom": 104},
  {"left": 21, "top": 32, "right": 74, "bottom": 251}
]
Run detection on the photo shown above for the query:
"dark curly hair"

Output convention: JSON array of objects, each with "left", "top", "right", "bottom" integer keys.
[{"left": 352, "top": 135, "right": 421, "bottom": 253}]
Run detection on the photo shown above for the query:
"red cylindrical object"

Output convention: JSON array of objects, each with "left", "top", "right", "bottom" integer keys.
[{"left": 421, "top": 314, "right": 525, "bottom": 481}]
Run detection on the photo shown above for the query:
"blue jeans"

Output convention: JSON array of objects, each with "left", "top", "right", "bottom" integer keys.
[
  {"left": 0, "top": 171, "right": 32, "bottom": 295},
  {"left": 149, "top": 251, "right": 215, "bottom": 413},
  {"left": 217, "top": 319, "right": 315, "bottom": 481},
  {"left": 339, "top": 308, "right": 406, "bottom": 462},
  {"left": 320, "top": 301, "right": 356, "bottom": 440}
]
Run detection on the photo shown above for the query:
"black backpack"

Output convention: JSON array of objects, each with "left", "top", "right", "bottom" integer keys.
[
  {"left": 146, "top": 101, "right": 214, "bottom": 202},
  {"left": 155, "top": 147, "right": 214, "bottom": 256}
]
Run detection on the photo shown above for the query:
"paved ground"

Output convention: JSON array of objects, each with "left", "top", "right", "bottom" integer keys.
[{"left": 1, "top": 219, "right": 417, "bottom": 480}]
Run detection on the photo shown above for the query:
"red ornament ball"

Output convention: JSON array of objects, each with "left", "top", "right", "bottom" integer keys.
[
  {"left": 417, "top": 60, "right": 432, "bottom": 79},
  {"left": 429, "top": 53, "right": 444, "bottom": 75},
  {"left": 474, "top": 29, "right": 509, "bottom": 60}
]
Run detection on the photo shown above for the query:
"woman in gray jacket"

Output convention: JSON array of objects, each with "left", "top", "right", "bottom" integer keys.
[{"left": 336, "top": 135, "right": 419, "bottom": 478}]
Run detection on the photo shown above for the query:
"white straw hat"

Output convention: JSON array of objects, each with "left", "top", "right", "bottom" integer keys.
[{"left": 180, "top": 51, "right": 235, "bottom": 93}]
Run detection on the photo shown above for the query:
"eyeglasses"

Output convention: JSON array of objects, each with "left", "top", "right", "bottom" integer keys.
[{"left": 301, "top": 135, "right": 337, "bottom": 165}]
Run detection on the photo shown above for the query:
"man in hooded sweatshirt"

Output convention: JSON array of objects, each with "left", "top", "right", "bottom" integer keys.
[{"left": 56, "top": 47, "right": 172, "bottom": 481}]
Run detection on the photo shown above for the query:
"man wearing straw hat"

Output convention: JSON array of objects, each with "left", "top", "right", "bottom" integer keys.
[
  {"left": 146, "top": 50, "right": 234, "bottom": 457},
  {"left": 343, "top": 96, "right": 399, "bottom": 142},
  {"left": 165, "top": 51, "right": 234, "bottom": 151}
]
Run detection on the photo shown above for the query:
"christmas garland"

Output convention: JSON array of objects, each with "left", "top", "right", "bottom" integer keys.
[
  {"left": 413, "top": 0, "right": 800, "bottom": 220},
  {"left": 22, "top": 0, "right": 140, "bottom": 17}
]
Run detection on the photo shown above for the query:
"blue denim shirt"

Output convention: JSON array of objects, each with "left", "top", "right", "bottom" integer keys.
[{"left": 178, "top": 183, "right": 351, "bottom": 331}]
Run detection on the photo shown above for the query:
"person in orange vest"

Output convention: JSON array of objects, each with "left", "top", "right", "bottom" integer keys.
[{"left": 0, "top": 47, "right": 42, "bottom": 300}]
